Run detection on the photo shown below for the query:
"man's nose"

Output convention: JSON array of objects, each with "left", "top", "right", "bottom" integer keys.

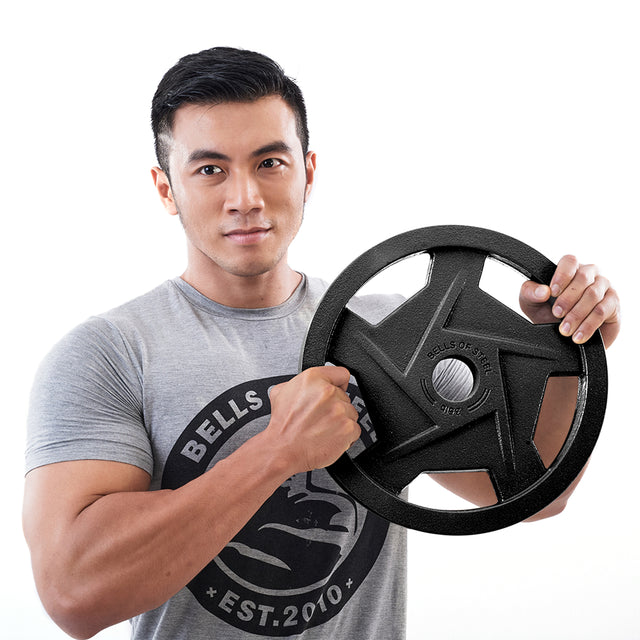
[{"left": 225, "top": 171, "right": 264, "bottom": 214}]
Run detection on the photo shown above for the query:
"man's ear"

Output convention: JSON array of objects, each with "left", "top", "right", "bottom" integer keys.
[
  {"left": 303, "top": 151, "right": 317, "bottom": 203},
  {"left": 151, "top": 167, "right": 179, "bottom": 216}
]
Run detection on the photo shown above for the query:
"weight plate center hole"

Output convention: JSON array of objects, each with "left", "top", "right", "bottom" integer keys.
[{"left": 432, "top": 357, "right": 475, "bottom": 402}]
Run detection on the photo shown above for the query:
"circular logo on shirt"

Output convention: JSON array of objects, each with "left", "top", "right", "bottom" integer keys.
[{"left": 162, "top": 375, "right": 389, "bottom": 636}]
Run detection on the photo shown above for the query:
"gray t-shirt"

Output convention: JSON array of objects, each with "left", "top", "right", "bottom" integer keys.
[{"left": 26, "top": 275, "right": 408, "bottom": 639}]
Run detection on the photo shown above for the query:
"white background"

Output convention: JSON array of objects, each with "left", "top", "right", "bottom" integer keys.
[{"left": 2, "top": 1, "right": 638, "bottom": 638}]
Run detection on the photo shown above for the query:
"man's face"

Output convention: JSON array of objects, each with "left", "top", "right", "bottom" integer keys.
[{"left": 154, "top": 96, "right": 315, "bottom": 283}]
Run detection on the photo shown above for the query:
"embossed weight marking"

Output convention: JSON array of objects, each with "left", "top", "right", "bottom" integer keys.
[{"left": 301, "top": 226, "right": 608, "bottom": 535}]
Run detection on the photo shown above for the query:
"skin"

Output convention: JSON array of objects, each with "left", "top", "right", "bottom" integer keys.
[
  {"left": 23, "top": 96, "right": 621, "bottom": 639},
  {"left": 152, "top": 98, "right": 317, "bottom": 309}
]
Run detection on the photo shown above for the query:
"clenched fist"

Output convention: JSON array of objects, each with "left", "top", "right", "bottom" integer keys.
[{"left": 265, "top": 366, "right": 361, "bottom": 474}]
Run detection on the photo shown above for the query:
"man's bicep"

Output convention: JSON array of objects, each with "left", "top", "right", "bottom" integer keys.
[{"left": 23, "top": 460, "right": 151, "bottom": 553}]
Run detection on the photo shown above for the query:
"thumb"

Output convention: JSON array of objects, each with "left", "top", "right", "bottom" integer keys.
[
  {"left": 319, "top": 365, "right": 352, "bottom": 392},
  {"left": 302, "top": 365, "right": 351, "bottom": 392},
  {"left": 519, "top": 281, "right": 555, "bottom": 323}
]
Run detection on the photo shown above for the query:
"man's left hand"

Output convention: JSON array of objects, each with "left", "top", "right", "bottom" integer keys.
[{"left": 519, "top": 255, "right": 621, "bottom": 349}]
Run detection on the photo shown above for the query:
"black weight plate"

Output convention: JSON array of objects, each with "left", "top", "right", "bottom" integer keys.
[{"left": 301, "top": 225, "right": 607, "bottom": 535}]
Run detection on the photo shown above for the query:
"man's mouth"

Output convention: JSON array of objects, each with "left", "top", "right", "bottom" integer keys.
[{"left": 224, "top": 227, "right": 271, "bottom": 245}]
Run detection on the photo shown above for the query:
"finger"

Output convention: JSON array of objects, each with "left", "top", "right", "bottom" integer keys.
[
  {"left": 349, "top": 424, "right": 362, "bottom": 448},
  {"left": 549, "top": 255, "right": 580, "bottom": 298},
  {"left": 559, "top": 274, "right": 610, "bottom": 330},
  {"left": 563, "top": 287, "right": 618, "bottom": 344},
  {"left": 551, "top": 263, "right": 598, "bottom": 319},
  {"left": 301, "top": 367, "right": 354, "bottom": 411},
  {"left": 340, "top": 393, "right": 360, "bottom": 423},
  {"left": 325, "top": 395, "right": 361, "bottom": 457},
  {"left": 315, "top": 365, "right": 352, "bottom": 392}
]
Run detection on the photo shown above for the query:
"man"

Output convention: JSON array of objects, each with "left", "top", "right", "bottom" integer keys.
[{"left": 23, "top": 47, "right": 621, "bottom": 639}]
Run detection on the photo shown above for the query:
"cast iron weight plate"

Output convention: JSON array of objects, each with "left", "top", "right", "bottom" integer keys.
[{"left": 301, "top": 225, "right": 608, "bottom": 535}]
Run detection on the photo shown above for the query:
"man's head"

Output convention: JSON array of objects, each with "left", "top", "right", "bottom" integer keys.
[
  {"left": 151, "top": 47, "right": 309, "bottom": 178},
  {"left": 150, "top": 48, "right": 317, "bottom": 306}
]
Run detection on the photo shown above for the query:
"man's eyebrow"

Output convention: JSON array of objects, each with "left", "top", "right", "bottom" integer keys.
[
  {"left": 186, "top": 141, "right": 294, "bottom": 166},
  {"left": 186, "top": 149, "right": 231, "bottom": 164},
  {"left": 250, "top": 141, "right": 294, "bottom": 158}
]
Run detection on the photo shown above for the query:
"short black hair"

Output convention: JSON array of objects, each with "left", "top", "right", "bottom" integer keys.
[{"left": 151, "top": 46, "right": 309, "bottom": 176}]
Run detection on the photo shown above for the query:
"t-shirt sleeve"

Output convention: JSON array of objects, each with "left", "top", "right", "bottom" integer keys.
[{"left": 25, "top": 317, "right": 153, "bottom": 475}]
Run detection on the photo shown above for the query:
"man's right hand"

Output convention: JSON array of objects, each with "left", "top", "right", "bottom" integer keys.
[{"left": 265, "top": 366, "right": 361, "bottom": 474}]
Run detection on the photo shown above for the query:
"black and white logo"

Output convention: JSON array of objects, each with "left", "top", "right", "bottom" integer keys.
[{"left": 162, "top": 375, "right": 389, "bottom": 636}]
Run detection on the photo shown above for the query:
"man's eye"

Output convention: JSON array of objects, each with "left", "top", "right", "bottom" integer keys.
[
  {"left": 200, "top": 165, "right": 222, "bottom": 175},
  {"left": 260, "top": 158, "right": 282, "bottom": 169}
]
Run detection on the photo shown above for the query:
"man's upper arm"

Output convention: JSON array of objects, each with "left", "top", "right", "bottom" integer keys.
[
  {"left": 24, "top": 316, "right": 154, "bottom": 589},
  {"left": 23, "top": 460, "right": 151, "bottom": 577},
  {"left": 25, "top": 317, "right": 152, "bottom": 476}
]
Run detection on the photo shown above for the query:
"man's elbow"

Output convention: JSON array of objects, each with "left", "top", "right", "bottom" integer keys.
[
  {"left": 38, "top": 578, "right": 110, "bottom": 640},
  {"left": 525, "top": 497, "right": 568, "bottom": 522},
  {"left": 525, "top": 465, "right": 587, "bottom": 523}
]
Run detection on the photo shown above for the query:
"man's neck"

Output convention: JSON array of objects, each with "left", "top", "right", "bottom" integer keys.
[{"left": 180, "top": 263, "right": 303, "bottom": 309}]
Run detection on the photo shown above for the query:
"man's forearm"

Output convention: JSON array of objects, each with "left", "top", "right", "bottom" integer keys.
[
  {"left": 430, "top": 376, "right": 581, "bottom": 516},
  {"left": 25, "top": 429, "right": 291, "bottom": 639},
  {"left": 524, "top": 375, "right": 583, "bottom": 519},
  {"left": 24, "top": 367, "right": 360, "bottom": 639}
]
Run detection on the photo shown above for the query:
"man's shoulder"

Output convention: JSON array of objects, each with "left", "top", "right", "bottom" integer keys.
[
  {"left": 98, "top": 279, "right": 178, "bottom": 323},
  {"left": 45, "top": 280, "right": 179, "bottom": 359}
]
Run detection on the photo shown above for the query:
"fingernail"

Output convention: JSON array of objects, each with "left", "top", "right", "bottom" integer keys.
[
  {"left": 534, "top": 285, "right": 548, "bottom": 299},
  {"left": 573, "top": 331, "right": 584, "bottom": 343},
  {"left": 551, "top": 284, "right": 561, "bottom": 297},
  {"left": 561, "top": 321, "right": 571, "bottom": 335},
  {"left": 553, "top": 305, "right": 564, "bottom": 317}
]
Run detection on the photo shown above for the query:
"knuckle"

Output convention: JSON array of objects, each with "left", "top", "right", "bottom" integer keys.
[
  {"left": 591, "top": 301, "right": 608, "bottom": 321},
  {"left": 343, "top": 419, "right": 361, "bottom": 444},
  {"left": 328, "top": 402, "right": 344, "bottom": 420},
  {"left": 592, "top": 274, "right": 610, "bottom": 293},
  {"left": 318, "top": 381, "right": 333, "bottom": 399},
  {"left": 339, "top": 414, "right": 355, "bottom": 431},
  {"left": 307, "top": 368, "right": 326, "bottom": 386},
  {"left": 583, "top": 283, "right": 602, "bottom": 304},
  {"left": 556, "top": 290, "right": 577, "bottom": 309},
  {"left": 334, "top": 365, "right": 351, "bottom": 382},
  {"left": 269, "top": 383, "right": 283, "bottom": 400},
  {"left": 573, "top": 269, "right": 593, "bottom": 288},
  {"left": 315, "top": 378, "right": 335, "bottom": 398}
]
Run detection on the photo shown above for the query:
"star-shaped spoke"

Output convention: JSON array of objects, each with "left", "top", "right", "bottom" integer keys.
[{"left": 327, "top": 248, "right": 583, "bottom": 500}]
